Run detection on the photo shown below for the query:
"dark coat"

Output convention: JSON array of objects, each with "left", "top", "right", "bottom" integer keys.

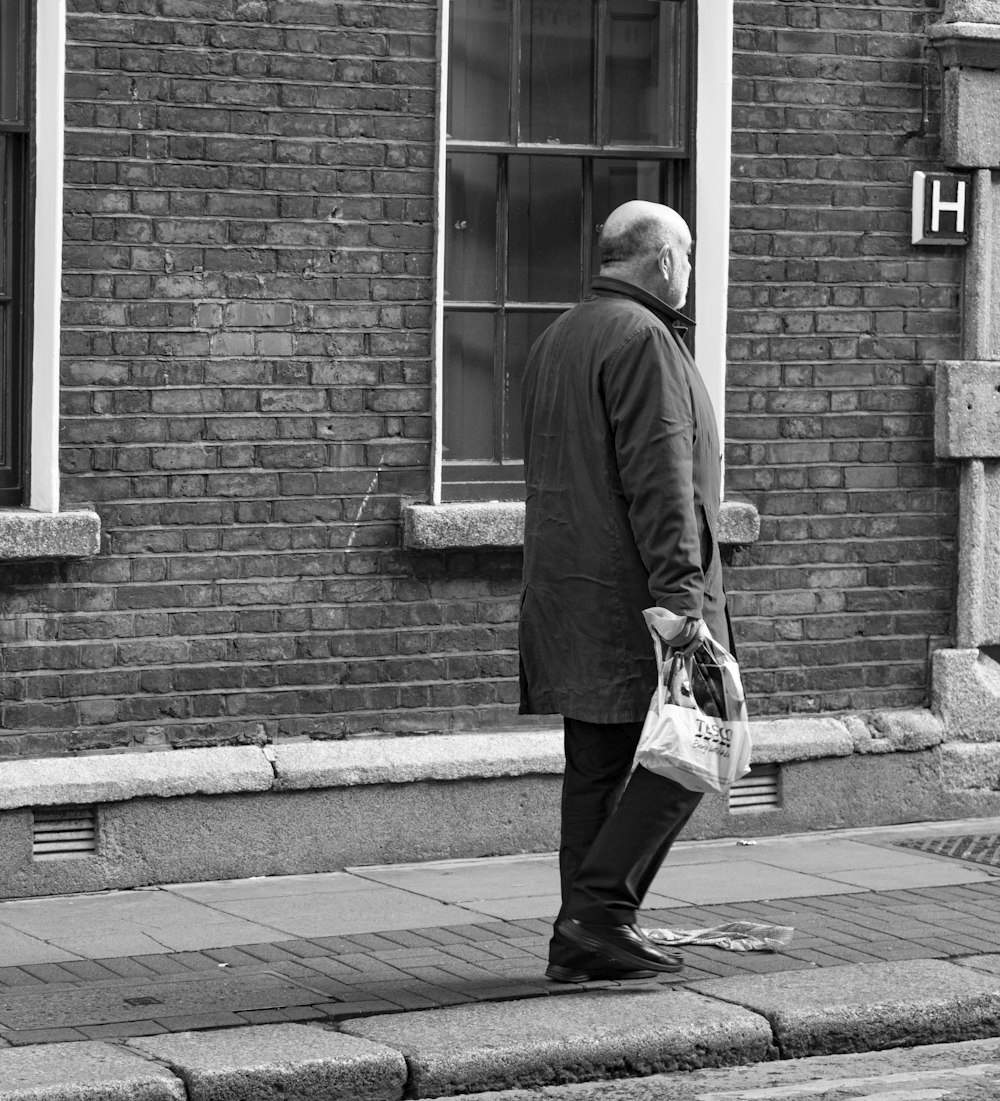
[{"left": 519, "top": 276, "right": 728, "bottom": 724}]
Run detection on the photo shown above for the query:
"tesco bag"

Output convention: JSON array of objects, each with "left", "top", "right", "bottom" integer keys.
[{"left": 635, "top": 620, "right": 752, "bottom": 794}]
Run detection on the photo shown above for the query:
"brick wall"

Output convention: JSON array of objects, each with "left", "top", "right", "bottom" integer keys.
[
  {"left": 0, "top": 0, "right": 522, "bottom": 757},
  {"left": 725, "top": 0, "right": 961, "bottom": 713},
  {"left": 0, "top": 0, "right": 966, "bottom": 757}
]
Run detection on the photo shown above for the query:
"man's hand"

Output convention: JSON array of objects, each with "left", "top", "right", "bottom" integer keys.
[
  {"left": 644, "top": 608, "right": 713, "bottom": 655},
  {"left": 664, "top": 616, "right": 712, "bottom": 655}
]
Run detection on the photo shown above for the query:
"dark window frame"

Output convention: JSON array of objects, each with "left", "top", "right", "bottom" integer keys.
[
  {"left": 0, "top": 0, "right": 32, "bottom": 506},
  {"left": 441, "top": 0, "right": 695, "bottom": 503}
]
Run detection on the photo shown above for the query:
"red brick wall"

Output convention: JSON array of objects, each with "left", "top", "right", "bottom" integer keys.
[
  {"left": 0, "top": 0, "right": 965, "bottom": 757},
  {"left": 725, "top": 0, "right": 961, "bottom": 713}
]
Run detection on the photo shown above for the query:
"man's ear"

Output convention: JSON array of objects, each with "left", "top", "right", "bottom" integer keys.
[{"left": 657, "top": 243, "right": 673, "bottom": 280}]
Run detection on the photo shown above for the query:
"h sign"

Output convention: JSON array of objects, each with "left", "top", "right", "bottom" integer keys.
[{"left": 912, "top": 171, "right": 971, "bottom": 245}]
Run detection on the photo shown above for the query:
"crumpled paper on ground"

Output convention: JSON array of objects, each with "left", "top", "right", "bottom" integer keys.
[{"left": 647, "top": 920, "right": 794, "bottom": 953}]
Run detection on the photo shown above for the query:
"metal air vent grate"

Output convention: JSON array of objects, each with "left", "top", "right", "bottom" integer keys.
[
  {"left": 728, "top": 763, "right": 780, "bottom": 813},
  {"left": 32, "top": 805, "right": 98, "bottom": 859}
]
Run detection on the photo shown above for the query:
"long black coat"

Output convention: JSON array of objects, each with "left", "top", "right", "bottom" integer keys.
[{"left": 519, "top": 277, "right": 728, "bottom": 724}]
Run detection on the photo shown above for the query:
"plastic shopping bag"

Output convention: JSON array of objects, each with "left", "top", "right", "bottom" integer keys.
[
  {"left": 647, "top": 921, "right": 793, "bottom": 953},
  {"left": 634, "top": 617, "right": 752, "bottom": 794}
]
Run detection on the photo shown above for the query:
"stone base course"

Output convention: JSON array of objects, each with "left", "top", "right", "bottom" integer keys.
[
  {"left": 0, "top": 747, "right": 274, "bottom": 812},
  {"left": 6, "top": 713, "right": 1000, "bottom": 898},
  {"left": 1, "top": 711, "right": 948, "bottom": 814}
]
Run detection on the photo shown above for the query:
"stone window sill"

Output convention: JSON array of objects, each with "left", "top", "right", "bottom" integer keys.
[
  {"left": 403, "top": 498, "right": 760, "bottom": 551},
  {"left": 0, "top": 509, "right": 102, "bottom": 560}
]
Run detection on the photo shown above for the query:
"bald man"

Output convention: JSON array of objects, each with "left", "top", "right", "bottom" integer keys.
[{"left": 519, "top": 201, "right": 730, "bottom": 981}]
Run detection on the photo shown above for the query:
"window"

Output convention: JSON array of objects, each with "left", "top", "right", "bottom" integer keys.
[
  {"left": 0, "top": 0, "right": 31, "bottom": 505},
  {"left": 438, "top": 0, "right": 695, "bottom": 502}
]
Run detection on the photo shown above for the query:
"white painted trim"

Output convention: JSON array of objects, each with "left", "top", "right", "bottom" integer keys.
[
  {"left": 695, "top": 0, "right": 734, "bottom": 459},
  {"left": 431, "top": 0, "right": 451, "bottom": 506},
  {"left": 28, "top": 0, "right": 66, "bottom": 512}
]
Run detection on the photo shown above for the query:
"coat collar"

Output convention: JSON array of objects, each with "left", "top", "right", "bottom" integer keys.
[{"left": 589, "top": 276, "right": 694, "bottom": 336}]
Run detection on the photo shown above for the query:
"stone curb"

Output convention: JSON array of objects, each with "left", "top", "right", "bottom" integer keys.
[
  {"left": 337, "top": 958, "right": 1000, "bottom": 1095},
  {"left": 0, "top": 1039, "right": 185, "bottom": 1101},
  {"left": 128, "top": 1023, "right": 408, "bottom": 1101},
  {"left": 687, "top": 957, "right": 1000, "bottom": 1059},
  {"left": 340, "top": 987, "right": 772, "bottom": 1097},
  {"left": 0, "top": 710, "right": 945, "bottom": 810},
  {"left": 0, "top": 1024, "right": 408, "bottom": 1101},
  {"left": 3, "top": 959, "right": 1000, "bottom": 1099}
]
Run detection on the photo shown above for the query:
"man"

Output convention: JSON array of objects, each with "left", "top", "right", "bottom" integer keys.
[{"left": 519, "top": 200, "right": 730, "bottom": 982}]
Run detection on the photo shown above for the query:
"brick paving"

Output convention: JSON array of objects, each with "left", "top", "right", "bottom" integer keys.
[{"left": 1, "top": 876, "right": 998, "bottom": 1048}]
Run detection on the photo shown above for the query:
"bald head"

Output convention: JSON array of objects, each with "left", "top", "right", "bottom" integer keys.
[{"left": 598, "top": 201, "right": 692, "bottom": 308}]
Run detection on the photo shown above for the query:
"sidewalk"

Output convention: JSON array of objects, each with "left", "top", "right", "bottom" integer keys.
[{"left": 2, "top": 816, "right": 1000, "bottom": 1097}]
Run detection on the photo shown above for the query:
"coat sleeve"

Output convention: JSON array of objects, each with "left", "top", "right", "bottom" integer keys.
[{"left": 601, "top": 326, "right": 704, "bottom": 619}]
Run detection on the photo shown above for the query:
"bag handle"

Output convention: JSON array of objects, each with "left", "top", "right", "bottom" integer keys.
[{"left": 650, "top": 631, "right": 695, "bottom": 711}]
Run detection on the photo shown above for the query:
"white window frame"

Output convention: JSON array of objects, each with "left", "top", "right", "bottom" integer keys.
[
  {"left": 430, "top": 0, "right": 734, "bottom": 504},
  {"left": 28, "top": 0, "right": 65, "bottom": 513}
]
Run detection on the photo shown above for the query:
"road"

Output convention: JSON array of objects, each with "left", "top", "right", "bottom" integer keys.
[{"left": 466, "top": 1037, "right": 1000, "bottom": 1100}]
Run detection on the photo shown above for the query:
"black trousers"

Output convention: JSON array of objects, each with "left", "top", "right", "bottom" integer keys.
[{"left": 556, "top": 717, "right": 702, "bottom": 928}]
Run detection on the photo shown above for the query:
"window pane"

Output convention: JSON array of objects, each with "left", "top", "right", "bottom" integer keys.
[
  {"left": 0, "top": 139, "right": 7, "bottom": 296},
  {"left": 0, "top": 0, "right": 26, "bottom": 126},
  {"left": 604, "top": 0, "right": 688, "bottom": 148},
  {"left": 443, "top": 312, "right": 495, "bottom": 461},
  {"left": 592, "top": 159, "right": 671, "bottom": 274},
  {"left": 448, "top": 0, "right": 511, "bottom": 141},
  {"left": 519, "top": 0, "right": 592, "bottom": 145},
  {"left": 445, "top": 154, "right": 498, "bottom": 303},
  {"left": 508, "top": 156, "right": 582, "bottom": 303},
  {"left": 0, "top": 307, "right": 8, "bottom": 467},
  {"left": 505, "top": 311, "right": 562, "bottom": 460}
]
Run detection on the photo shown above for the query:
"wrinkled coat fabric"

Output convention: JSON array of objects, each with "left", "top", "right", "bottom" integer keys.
[{"left": 519, "top": 277, "right": 727, "bottom": 724}]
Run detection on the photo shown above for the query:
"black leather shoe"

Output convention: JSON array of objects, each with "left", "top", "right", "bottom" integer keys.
[
  {"left": 545, "top": 959, "right": 658, "bottom": 983},
  {"left": 556, "top": 919, "right": 683, "bottom": 973}
]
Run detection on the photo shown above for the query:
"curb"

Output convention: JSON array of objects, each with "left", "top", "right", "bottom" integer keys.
[{"left": 3, "top": 957, "right": 1000, "bottom": 1100}]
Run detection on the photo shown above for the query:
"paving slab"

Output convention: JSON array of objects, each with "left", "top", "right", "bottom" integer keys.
[
  {"left": 452, "top": 893, "right": 564, "bottom": 920},
  {"left": 166, "top": 871, "right": 386, "bottom": 902},
  {"left": 341, "top": 986, "right": 773, "bottom": 1097},
  {"left": 348, "top": 856, "right": 559, "bottom": 902},
  {"left": 816, "top": 862, "right": 993, "bottom": 890},
  {"left": 688, "top": 957, "right": 1000, "bottom": 1058},
  {"left": 0, "top": 926, "right": 81, "bottom": 967},
  {"left": 649, "top": 860, "right": 867, "bottom": 904},
  {"left": 130, "top": 1022, "right": 407, "bottom": 1101},
  {"left": 660, "top": 836, "right": 932, "bottom": 870},
  {"left": 0, "top": 890, "right": 282, "bottom": 954},
  {"left": 0, "top": 1039, "right": 185, "bottom": 1101}
]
